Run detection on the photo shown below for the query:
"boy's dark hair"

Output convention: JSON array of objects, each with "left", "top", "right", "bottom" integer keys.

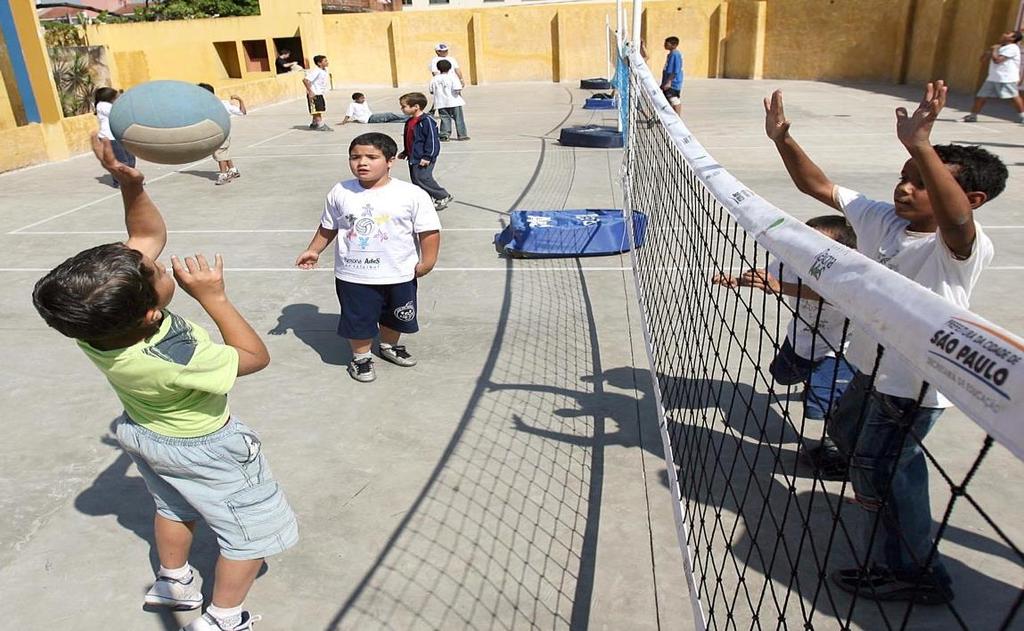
[
  {"left": 665, "top": 36, "right": 680, "bottom": 46},
  {"left": 352, "top": 92, "right": 365, "bottom": 100},
  {"left": 1013, "top": 31, "right": 1024, "bottom": 44},
  {"left": 399, "top": 92, "right": 428, "bottom": 109},
  {"left": 350, "top": 132, "right": 398, "bottom": 160},
  {"left": 279, "top": 48, "right": 291, "bottom": 56},
  {"left": 436, "top": 59, "right": 452, "bottom": 73},
  {"left": 313, "top": 54, "right": 326, "bottom": 66},
  {"left": 934, "top": 143, "right": 1008, "bottom": 201},
  {"left": 94, "top": 87, "right": 118, "bottom": 106},
  {"left": 32, "top": 243, "right": 159, "bottom": 341},
  {"left": 806, "top": 215, "right": 857, "bottom": 249},
  {"left": 197, "top": 83, "right": 215, "bottom": 94}
]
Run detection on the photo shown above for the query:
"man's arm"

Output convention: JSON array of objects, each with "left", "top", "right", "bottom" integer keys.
[
  {"left": 896, "top": 80, "right": 977, "bottom": 258},
  {"left": 455, "top": 67, "right": 465, "bottom": 85},
  {"left": 415, "top": 230, "right": 440, "bottom": 277},
  {"left": 764, "top": 90, "right": 840, "bottom": 210},
  {"left": 296, "top": 226, "right": 338, "bottom": 269},
  {"left": 92, "top": 135, "right": 167, "bottom": 260},
  {"left": 172, "top": 254, "right": 269, "bottom": 376},
  {"left": 230, "top": 95, "right": 247, "bottom": 115}
]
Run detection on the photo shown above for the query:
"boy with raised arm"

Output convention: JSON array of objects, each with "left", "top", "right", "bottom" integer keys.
[
  {"left": 295, "top": 132, "right": 441, "bottom": 383},
  {"left": 32, "top": 137, "right": 298, "bottom": 631},
  {"left": 765, "top": 82, "right": 1007, "bottom": 604}
]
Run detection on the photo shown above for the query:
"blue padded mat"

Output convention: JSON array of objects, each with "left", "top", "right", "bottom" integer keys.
[{"left": 494, "top": 209, "right": 647, "bottom": 258}]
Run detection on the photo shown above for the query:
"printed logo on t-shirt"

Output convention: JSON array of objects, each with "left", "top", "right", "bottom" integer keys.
[
  {"left": 344, "top": 203, "right": 392, "bottom": 252},
  {"left": 394, "top": 301, "right": 416, "bottom": 322}
]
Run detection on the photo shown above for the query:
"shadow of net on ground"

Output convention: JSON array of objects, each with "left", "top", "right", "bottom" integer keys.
[{"left": 328, "top": 139, "right": 623, "bottom": 629}]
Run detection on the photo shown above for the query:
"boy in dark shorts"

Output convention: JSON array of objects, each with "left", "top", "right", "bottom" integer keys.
[
  {"left": 295, "top": 132, "right": 442, "bottom": 382},
  {"left": 661, "top": 36, "right": 683, "bottom": 116},
  {"left": 32, "top": 137, "right": 298, "bottom": 631},
  {"left": 303, "top": 55, "right": 332, "bottom": 131}
]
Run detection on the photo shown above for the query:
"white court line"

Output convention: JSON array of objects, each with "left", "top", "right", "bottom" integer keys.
[
  {"left": 6, "top": 266, "right": 1024, "bottom": 273},
  {"left": 0, "top": 266, "right": 631, "bottom": 273},
  {"left": 235, "top": 148, "right": 620, "bottom": 159},
  {"left": 7, "top": 156, "right": 212, "bottom": 234},
  {"left": 12, "top": 227, "right": 500, "bottom": 235},
  {"left": 246, "top": 128, "right": 297, "bottom": 148}
]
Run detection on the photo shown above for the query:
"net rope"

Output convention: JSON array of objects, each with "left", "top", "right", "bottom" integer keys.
[{"left": 621, "top": 46, "right": 1024, "bottom": 630}]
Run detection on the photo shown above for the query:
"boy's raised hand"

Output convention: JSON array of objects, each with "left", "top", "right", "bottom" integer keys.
[
  {"left": 91, "top": 133, "right": 143, "bottom": 186},
  {"left": 896, "top": 80, "right": 947, "bottom": 149},
  {"left": 764, "top": 90, "right": 791, "bottom": 142},
  {"left": 172, "top": 254, "right": 226, "bottom": 304}
]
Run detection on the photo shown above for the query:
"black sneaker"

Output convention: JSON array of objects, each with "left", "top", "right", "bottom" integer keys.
[
  {"left": 802, "top": 436, "right": 848, "bottom": 481},
  {"left": 347, "top": 358, "right": 376, "bottom": 382},
  {"left": 379, "top": 344, "right": 416, "bottom": 367},
  {"left": 832, "top": 566, "right": 953, "bottom": 605}
]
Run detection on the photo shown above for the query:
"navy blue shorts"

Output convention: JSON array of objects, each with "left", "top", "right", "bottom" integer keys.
[
  {"left": 770, "top": 338, "right": 854, "bottom": 420},
  {"left": 335, "top": 278, "right": 419, "bottom": 339}
]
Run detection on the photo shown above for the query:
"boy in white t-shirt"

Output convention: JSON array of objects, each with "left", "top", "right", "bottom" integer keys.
[
  {"left": 294, "top": 132, "right": 441, "bottom": 383},
  {"left": 339, "top": 92, "right": 407, "bottom": 125},
  {"left": 963, "top": 30, "right": 1024, "bottom": 123},
  {"left": 94, "top": 87, "right": 135, "bottom": 187},
  {"left": 713, "top": 215, "right": 856, "bottom": 478},
  {"left": 198, "top": 83, "right": 246, "bottom": 186},
  {"left": 302, "top": 55, "right": 332, "bottom": 131},
  {"left": 429, "top": 60, "right": 469, "bottom": 141},
  {"left": 765, "top": 83, "right": 1007, "bottom": 604}
]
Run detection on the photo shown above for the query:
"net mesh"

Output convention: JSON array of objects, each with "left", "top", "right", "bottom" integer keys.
[{"left": 622, "top": 52, "right": 1024, "bottom": 630}]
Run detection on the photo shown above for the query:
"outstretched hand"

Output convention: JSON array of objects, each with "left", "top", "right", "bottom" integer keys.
[
  {"left": 712, "top": 268, "right": 779, "bottom": 294},
  {"left": 763, "top": 90, "right": 791, "bottom": 142},
  {"left": 90, "top": 134, "right": 143, "bottom": 186},
  {"left": 172, "top": 253, "right": 226, "bottom": 304},
  {"left": 896, "top": 80, "right": 947, "bottom": 149}
]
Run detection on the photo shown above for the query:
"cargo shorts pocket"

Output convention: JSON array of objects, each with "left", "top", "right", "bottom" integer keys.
[{"left": 226, "top": 481, "right": 293, "bottom": 543}]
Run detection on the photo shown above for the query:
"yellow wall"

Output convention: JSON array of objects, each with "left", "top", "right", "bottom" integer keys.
[
  {"left": 0, "top": 75, "right": 17, "bottom": 130},
  {"left": 4, "top": 0, "right": 1024, "bottom": 173}
]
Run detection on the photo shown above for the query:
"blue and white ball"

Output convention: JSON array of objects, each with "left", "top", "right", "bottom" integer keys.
[{"left": 110, "top": 80, "right": 231, "bottom": 165}]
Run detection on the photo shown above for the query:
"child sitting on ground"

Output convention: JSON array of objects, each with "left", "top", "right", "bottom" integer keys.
[
  {"left": 294, "top": 132, "right": 441, "bottom": 383},
  {"left": 340, "top": 92, "right": 407, "bottom": 125},
  {"left": 198, "top": 83, "right": 246, "bottom": 186},
  {"left": 765, "top": 82, "right": 1006, "bottom": 604},
  {"left": 32, "top": 136, "right": 298, "bottom": 631},
  {"left": 397, "top": 92, "right": 453, "bottom": 210},
  {"left": 713, "top": 215, "right": 857, "bottom": 479},
  {"left": 94, "top": 87, "right": 135, "bottom": 187}
]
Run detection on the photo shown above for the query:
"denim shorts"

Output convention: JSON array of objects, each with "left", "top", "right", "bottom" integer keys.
[{"left": 115, "top": 414, "right": 299, "bottom": 560}]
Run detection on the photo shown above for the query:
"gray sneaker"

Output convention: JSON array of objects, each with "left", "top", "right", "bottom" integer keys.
[
  {"left": 181, "top": 611, "right": 261, "bottom": 630},
  {"left": 316, "top": 124, "right": 334, "bottom": 132},
  {"left": 962, "top": 113, "right": 978, "bottom": 122},
  {"left": 348, "top": 357, "right": 376, "bottom": 382},
  {"left": 434, "top": 194, "right": 454, "bottom": 210},
  {"left": 144, "top": 571, "right": 203, "bottom": 610},
  {"left": 379, "top": 344, "right": 417, "bottom": 367}
]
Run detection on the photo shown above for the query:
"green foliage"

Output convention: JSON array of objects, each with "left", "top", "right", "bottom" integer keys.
[
  {"left": 50, "top": 49, "right": 97, "bottom": 117},
  {"left": 135, "top": 0, "right": 261, "bottom": 20},
  {"left": 43, "top": 22, "right": 87, "bottom": 47}
]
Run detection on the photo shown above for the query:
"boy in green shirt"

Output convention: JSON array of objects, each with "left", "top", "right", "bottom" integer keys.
[{"left": 32, "top": 136, "right": 298, "bottom": 631}]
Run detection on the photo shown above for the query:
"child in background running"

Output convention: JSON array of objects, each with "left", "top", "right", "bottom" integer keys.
[{"left": 94, "top": 87, "right": 135, "bottom": 187}]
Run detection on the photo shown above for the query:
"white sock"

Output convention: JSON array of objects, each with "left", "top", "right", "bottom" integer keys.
[
  {"left": 206, "top": 604, "right": 243, "bottom": 629},
  {"left": 158, "top": 563, "right": 192, "bottom": 581},
  {"left": 379, "top": 342, "right": 393, "bottom": 351},
  {"left": 354, "top": 351, "right": 372, "bottom": 362}
]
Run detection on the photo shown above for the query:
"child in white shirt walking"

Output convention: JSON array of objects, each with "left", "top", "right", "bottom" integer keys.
[
  {"left": 429, "top": 60, "right": 469, "bottom": 141},
  {"left": 198, "top": 83, "right": 246, "bottom": 186},
  {"left": 94, "top": 87, "right": 135, "bottom": 187}
]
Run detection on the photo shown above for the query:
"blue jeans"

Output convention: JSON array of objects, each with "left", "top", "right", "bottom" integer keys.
[
  {"left": 408, "top": 161, "right": 449, "bottom": 200},
  {"left": 438, "top": 106, "right": 467, "bottom": 139},
  {"left": 769, "top": 338, "right": 854, "bottom": 420},
  {"left": 827, "top": 373, "right": 948, "bottom": 581},
  {"left": 368, "top": 112, "right": 407, "bottom": 123}
]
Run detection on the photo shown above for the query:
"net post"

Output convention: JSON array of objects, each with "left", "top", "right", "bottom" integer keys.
[
  {"left": 631, "top": 0, "right": 642, "bottom": 52},
  {"left": 606, "top": 14, "right": 612, "bottom": 81}
]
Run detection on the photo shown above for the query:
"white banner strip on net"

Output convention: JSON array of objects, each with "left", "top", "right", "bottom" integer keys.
[{"left": 624, "top": 47, "right": 1024, "bottom": 461}]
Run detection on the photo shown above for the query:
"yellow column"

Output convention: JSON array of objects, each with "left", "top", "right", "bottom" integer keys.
[
  {"left": 751, "top": 0, "right": 766, "bottom": 80},
  {"left": 9, "top": 0, "right": 62, "bottom": 124}
]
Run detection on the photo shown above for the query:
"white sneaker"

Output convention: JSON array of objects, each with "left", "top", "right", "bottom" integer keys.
[
  {"left": 228, "top": 168, "right": 241, "bottom": 180},
  {"left": 215, "top": 172, "right": 231, "bottom": 185},
  {"left": 144, "top": 571, "right": 203, "bottom": 610},
  {"left": 181, "top": 611, "right": 261, "bottom": 631}
]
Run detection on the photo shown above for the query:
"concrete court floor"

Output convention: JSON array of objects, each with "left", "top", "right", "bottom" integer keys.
[{"left": 0, "top": 76, "right": 1021, "bottom": 631}]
